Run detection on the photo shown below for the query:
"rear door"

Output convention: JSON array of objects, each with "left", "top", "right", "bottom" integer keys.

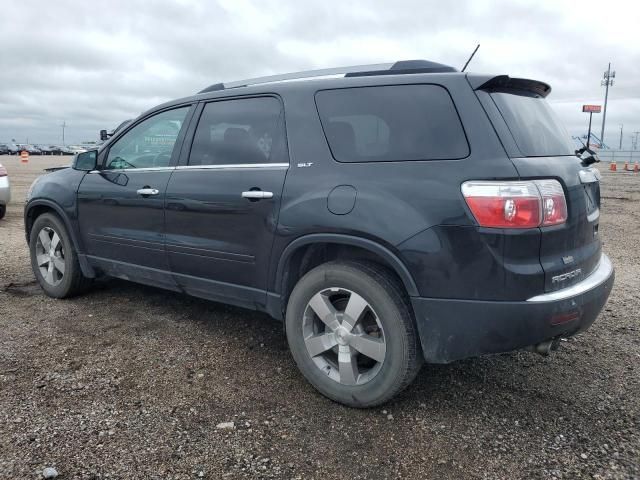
[
  {"left": 77, "top": 105, "right": 192, "bottom": 288},
  {"left": 484, "top": 85, "right": 602, "bottom": 293},
  {"left": 164, "top": 96, "right": 288, "bottom": 307}
]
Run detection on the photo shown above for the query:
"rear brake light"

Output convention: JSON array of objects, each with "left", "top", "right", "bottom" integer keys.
[
  {"left": 0, "top": 165, "right": 7, "bottom": 177},
  {"left": 536, "top": 179, "right": 568, "bottom": 226},
  {"left": 462, "top": 180, "right": 567, "bottom": 229}
]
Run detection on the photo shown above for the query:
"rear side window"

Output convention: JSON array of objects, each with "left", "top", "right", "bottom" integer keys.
[
  {"left": 490, "top": 91, "right": 574, "bottom": 157},
  {"left": 315, "top": 85, "right": 469, "bottom": 162},
  {"left": 189, "top": 96, "right": 287, "bottom": 166}
]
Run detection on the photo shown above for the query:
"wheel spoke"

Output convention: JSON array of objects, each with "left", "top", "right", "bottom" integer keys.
[
  {"left": 38, "top": 229, "right": 51, "bottom": 250},
  {"left": 342, "top": 292, "right": 369, "bottom": 331},
  {"left": 36, "top": 254, "right": 50, "bottom": 267},
  {"left": 308, "top": 292, "right": 340, "bottom": 331},
  {"left": 350, "top": 334, "right": 386, "bottom": 363},
  {"left": 304, "top": 332, "right": 338, "bottom": 357},
  {"left": 52, "top": 257, "right": 65, "bottom": 275},
  {"left": 45, "top": 269, "right": 55, "bottom": 285},
  {"left": 338, "top": 345, "right": 359, "bottom": 385},
  {"left": 50, "top": 232, "right": 61, "bottom": 251}
]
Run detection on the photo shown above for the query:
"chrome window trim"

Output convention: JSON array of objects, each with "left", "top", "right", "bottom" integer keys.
[
  {"left": 175, "top": 163, "right": 289, "bottom": 170},
  {"left": 88, "top": 166, "right": 176, "bottom": 174},
  {"left": 526, "top": 253, "right": 613, "bottom": 302},
  {"left": 87, "top": 163, "right": 290, "bottom": 174}
]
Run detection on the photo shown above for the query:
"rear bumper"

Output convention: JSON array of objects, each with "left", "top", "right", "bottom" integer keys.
[{"left": 411, "top": 254, "right": 614, "bottom": 363}]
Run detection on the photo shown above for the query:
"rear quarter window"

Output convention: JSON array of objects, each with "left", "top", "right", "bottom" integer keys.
[
  {"left": 315, "top": 84, "right": 469, "bottom": 162},
  {"left": 490, "top": 90, "right": 575, "bottom": 157}
]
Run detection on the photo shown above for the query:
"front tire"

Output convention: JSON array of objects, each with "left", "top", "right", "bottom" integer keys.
[
  {"left": 29, "top": 213, "right": 90, "bottom": 298},
  {"left": 285, "top": 261, "right": 423, "bottom": 407},
  {"left": 0, "top": 204, "right": 5, "bottom": 219}
]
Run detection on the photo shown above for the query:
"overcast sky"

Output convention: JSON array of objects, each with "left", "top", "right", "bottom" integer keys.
[{"left": 1, "top": 0, "right": 638, "bottom": 149}]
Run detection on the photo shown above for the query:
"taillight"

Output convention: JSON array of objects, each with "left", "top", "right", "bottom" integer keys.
[
  {"left": 0, "top": 164, "right": 7, "bottom": 177},
  {"left": 462, "top": 180, "right": 567, "bottom": 229},
  {"left": 536, "top": 179, "right": 568, "bottom": 226}
]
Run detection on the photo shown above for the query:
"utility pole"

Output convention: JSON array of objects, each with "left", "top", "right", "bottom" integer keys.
[
  {"left": 600, "top": 63, "right": 615, "bottom": 147},
  {"left": 61, "top": 120, "right": 67, "bottom": 146},
  {"left": 619, "top": 125, "right": 623, "bottom": 149},
  {"left": 632, "top": 132, "right": 640, "bottom": 151}
]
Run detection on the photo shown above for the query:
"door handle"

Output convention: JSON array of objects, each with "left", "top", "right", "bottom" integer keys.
[
  {"left": 242, "top": 191, "right": 273, "bottom": 200},
  {"left": 137, "top": 188, "right": 159, "bottom": 196}
]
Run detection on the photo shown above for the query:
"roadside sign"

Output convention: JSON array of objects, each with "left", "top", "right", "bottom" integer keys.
[
  {"left": 20, "top": 150, "right": 29, "bottom": 163},
  {"left": 582, "top": 105, "right": 602, "bottom": 113}
]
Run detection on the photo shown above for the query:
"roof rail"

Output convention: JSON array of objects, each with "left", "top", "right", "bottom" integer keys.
[{"left": 197, "top": 60, "right": 457, "bottom": 94}]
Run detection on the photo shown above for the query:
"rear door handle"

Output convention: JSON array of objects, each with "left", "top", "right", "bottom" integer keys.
[
  {"left": 137, "top": 188, "right": 159, "bottom": 196},
  {"left": 242, "top": 191, "right": 273, "bottom": 200}
]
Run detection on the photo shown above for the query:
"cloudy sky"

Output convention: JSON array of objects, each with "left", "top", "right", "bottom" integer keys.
[{"left": 1, "top": 0, "right": 638, "bottom": 149}]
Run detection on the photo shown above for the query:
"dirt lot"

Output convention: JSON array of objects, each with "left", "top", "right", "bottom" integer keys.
[{"left": 0, "top": 154, "right": 638, "bottom": 479}]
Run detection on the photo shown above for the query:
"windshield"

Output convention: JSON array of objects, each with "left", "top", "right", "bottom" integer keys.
[{"left": 491, "top": 90, "right": 574, "bottom": 157}]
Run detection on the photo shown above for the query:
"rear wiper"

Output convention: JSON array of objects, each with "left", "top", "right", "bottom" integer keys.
[{"left": 575, "top": 146, "right": 600, "bottom": 167}]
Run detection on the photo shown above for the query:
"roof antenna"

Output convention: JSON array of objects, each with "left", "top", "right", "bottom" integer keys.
[{"left": 461, "top": 44, "right": 480, "bottom": 72}]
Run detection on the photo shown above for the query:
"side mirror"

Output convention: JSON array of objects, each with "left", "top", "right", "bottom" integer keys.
[
  {"left": 100, "top": 129, "right": 109, "bottom": 141},
  {"left": 73, "top": 150, "right": 98, "bottom": 171}
]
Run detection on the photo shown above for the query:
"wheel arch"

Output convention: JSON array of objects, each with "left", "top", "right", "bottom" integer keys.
[
  {"left": 25, "top": 199, "right": 96, "bottom": 278},
  {"left": 274, "top": 234, "right": 419, "bottom": 301}
]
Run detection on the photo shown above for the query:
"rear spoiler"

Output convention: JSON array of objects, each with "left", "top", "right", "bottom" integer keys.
[{"left": 467, "top": 74, "right": 551, "bottom": 98}]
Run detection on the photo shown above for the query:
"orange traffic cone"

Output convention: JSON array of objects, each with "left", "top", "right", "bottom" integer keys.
[
  {"left": 623, "top": 161, "right": 629, "bottom": 171},
  {"left": 634, "top": 162, "right": 639, "bottom": 173},
  {"left": 20, "top": 150, "right": 29, "bottom": 164},
  {"left": 610, "top": 162, "right": 617, "bottom": 171}
]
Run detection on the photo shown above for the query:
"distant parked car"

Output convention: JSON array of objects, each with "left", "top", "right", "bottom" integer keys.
[
  {"left": 67, "top": 145, "right": 87, "bottom": 154},
  {"left": 37, "top": 145, "right": 55, "bottom": 155},
  {"left": 59, "top": 146, "right": 75, "bottom": 155},
  {"left": 0, "top": 163, "right": 10, "bottom": 219},
  {"left": 6, "top": 144, "right": 20, "bottom": 155},
  {"left": 46, "top": 146, "right": 62, "bottom": 155},
  {"left": 54, "top": 146, "right": 73, "bottom": 155},
  {"left": 18, "top": 144, "right": 42, "bottom": 155},
  {"left": 0, "top": 144, "right": 10, "bottom": 155}
]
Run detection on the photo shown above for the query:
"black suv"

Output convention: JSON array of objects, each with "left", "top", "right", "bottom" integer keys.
[{"left": 25, "top": 60, "right": 614, "bottom": 407}]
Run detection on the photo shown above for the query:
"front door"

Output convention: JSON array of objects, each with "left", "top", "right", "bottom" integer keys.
[
  {"left": 77, "top": 105, "right": 192, "bottom": 289},
  {"left": 164, "top": 96, "right": 288, "bottom": 307}
]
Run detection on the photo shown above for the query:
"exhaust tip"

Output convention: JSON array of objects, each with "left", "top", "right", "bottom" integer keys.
[{"left": 527, "top": 339, "right": 561, "bottom": 356}]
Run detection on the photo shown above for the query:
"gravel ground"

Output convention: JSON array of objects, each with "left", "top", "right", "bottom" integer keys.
[{"left": 0, "top": 155, "right": 638, "bottom": 479}]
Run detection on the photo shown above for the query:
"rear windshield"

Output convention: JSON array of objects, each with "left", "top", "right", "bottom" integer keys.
[
  {"left": 316, "top": 85, "right": 469, "bottom": 162},
  {"left": 490, "top": 90, "right": 574, "bottom": 157}
]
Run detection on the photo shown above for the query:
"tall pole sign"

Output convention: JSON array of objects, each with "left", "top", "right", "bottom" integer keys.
[
  {"left": 600, "top": 63, "right": 615, "bottom": 147},
  {"left": 582, "top": 104, "right": 602, "bottom": 147}
]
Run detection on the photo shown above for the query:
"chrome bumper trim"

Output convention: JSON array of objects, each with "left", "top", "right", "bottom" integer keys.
[{"left": 527, "top": 254, "right": 613, "bottom": 303}]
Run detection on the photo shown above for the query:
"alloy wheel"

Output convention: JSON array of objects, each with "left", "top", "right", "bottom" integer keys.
[
  {"left": 302, "top": 288, "right": 386, "bottom": 386},
  {"left": 35, "top": 227, "right": 65, "bottom": 286}
]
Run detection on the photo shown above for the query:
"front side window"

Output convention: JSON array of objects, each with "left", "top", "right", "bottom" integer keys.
[
  {"left": 188, "top": 97, "right": 286, "bottom": 166},
  {"left": 315, "top": 85, "right": 469, "bottom": 162},
  {"left": 105, "top": 107, "right": 190, "bottom": 170}
]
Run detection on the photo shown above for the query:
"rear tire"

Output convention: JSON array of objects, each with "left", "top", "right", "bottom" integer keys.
[
  {"left": 285, "top": 261, "right": 423, "bottom": 407},
  {"left": 29, "top": 213, "right": 90, "bottom": 298},
  {"left": 0, "top": 204, "right": 5, "bottom": 220}
]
